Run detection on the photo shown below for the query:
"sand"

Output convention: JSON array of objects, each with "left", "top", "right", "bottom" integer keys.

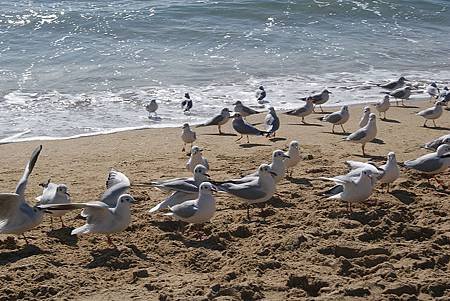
[{"left": 0, "top": 100, "right": 449, "bottom": 301}]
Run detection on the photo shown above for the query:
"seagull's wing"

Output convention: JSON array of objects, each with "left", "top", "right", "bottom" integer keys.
[
  {"left": 168, "top": 201, "right": 198, "bottom": 218},
  {"left": 219, "top": 182, "right": 268, "bottom": 200},
  {"left": 234, "top": 119, "right": 265, "bottom": 135},
  {"left": 149, "top": 191, "right": 195, "bottom": 213},
  {"left": 198, "top": 114, "right": 224, "bottom": 127},
  {"left": 404, "top": 155, "right": 444, "bottom": 173},
  {"left": 100, "top": 170, "right": 131, "bottom": 207},
  {"left": 323, "top": 112, "right": 342, "bottom": 124},
  {"left": 154, "top": 179, "right": 199, "bottom": 193},
  {"left": 15, "top": 145, "right": 42, "bottom": 198},
  {"left": 242, "top": 105, "right": 259, "bottom": 115},
  {"left": 346, "top": 128, "right": 367, "bottom": 142},
  {"left": 0, "top": 193, "right": 22, "bottom": 220}
]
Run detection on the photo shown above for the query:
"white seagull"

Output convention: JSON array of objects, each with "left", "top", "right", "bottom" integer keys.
[
  {"left": 181, "top": 123, "right": 197, "bottom": 152},
  {"left": 36, "top": 180, "right": 71, "bottom": 229},
  {"left": 186, "top": 146, "right": 209, "bottom": 173},
  {"left": 345, "top": 113, "right": 378, "bottom": 157}
]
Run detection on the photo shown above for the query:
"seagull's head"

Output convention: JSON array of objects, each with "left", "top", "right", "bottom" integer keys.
[
  {"left": 258, "top": 164, "right": 277, "bottom": 177},
  {"left": 442, "top": 136, "right": 450, "bottom": 145},
  {"left": 194, "top": 164, "right": 209, "bottom": 177},
  {"left": 363, "top": 106, "right": 371, "bottom": 114},
  {"left": 430, "top": 82, "right": 437, "bottom": 88},
  {"left": 323, "top": 89, "right": 332, "bottom": 94},
  {"left": 118, "top": 194, "right": 135, "bottom": 205},
  {"left": 342, "top": 105, "right": 348, "bottom": 112},
  {"left": 184, "top": 93, "right": 190, "bottom": 99},
  {"left": 56, "top": 184, "right": 70, "bottom": 197},
  {"left": 199, "top": 182, "right": 216, "bottom": 194},
  {"left": 273, "top": 149, "right": 289, "bottom": 160},
  {"left": 289, "top": 140, "right": 299, "bottom": 150},
  {"left": 233, "top": 100, "right": 242, "bottom": 106},
  {"left": 435, "top": 101, "right": 445, "bottom": 106},
  {"left": 369, "top": 113, "right": 377, "bottom": 121},
  {"left": 384, "top": 95, "right": 390, "bottom": 101},
  {"left": 191, "top": 145, "right": 202, "bottom": 155},
  {"left": 221, "top": 108, "right": 231, "bottom": 114},
  {"left": 361, "top": 169, "right": 373, "bottom": 179},
  {"left": 387, "top": 152, "right": 396, "bottom": 161},
  {"left": 259, "top": 86, "right": 264, "bottom": 90},
  {"left": 182, "top": 123, "right": 190, "bottom": 129},
  {"left": 268, "top": 106, "right": 275, "bottom": 112},
  {"left": 399, "top": 76, "right": 408, "bottom": 82},
  {"left": 233, "top": 113, "right": 242, "bottom": 119}
]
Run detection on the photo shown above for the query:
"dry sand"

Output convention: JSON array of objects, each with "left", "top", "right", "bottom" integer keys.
[{"left": 0, "top": 100, "right": 449, "bottom": 301}]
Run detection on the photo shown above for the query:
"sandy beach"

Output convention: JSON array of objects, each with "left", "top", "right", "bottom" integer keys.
[{"left": 0, "top": 100, "right": 449, "bottom": 300}]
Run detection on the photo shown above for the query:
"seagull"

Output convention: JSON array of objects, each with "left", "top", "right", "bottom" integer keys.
[
  {"left": 232, "top": 113, "right": 268, "bottom": 143},
  {"left": 417, "top": 101, "right": 445, "bottom": 128},
  {"left": 321, "top": 105, "right": 350, "bottom": 133},
  {"left": 233, "top": 101, "right": 259, "bottom": 117},
  {"left": 378, "top": 76, "right": 408, "bottom": 91},
  {"left": 346, "top": 152, "right": 400, "bottom": 192},
  {"left": 164, "top": 182, "right": 216, "bottom": 224},
  {"left": 440, "top": 86, "right": 449, "bottom": 99},
  {"left": 181, "top": 123, "right": 197, "bottom": 152},
  {"left": 359, "top": 106, "right": 371, "bottom": 128},
  {"left": 404, "top": 144, "right": 450, "bottom": 187},
  {"left": 243, "top": 150, "right": 289, "bottom": 184},
  {"left": 145, "top": 99, "right": 158, "bottom": 117},
  {"left": 345, "top": 113, "right": 377, "bottom": 157},
  {"left": 256, "top": 86, "right": 267, "bottom": 104},
  {"left": 144, "top": 164, "right": 210, "bottom": 195},
  {"left": 186, "top": 146, "right": 209, "bottom": 173},
  {"left": 301, "top": 89, "right": 332, "bottom": 112},
  {"left": 264, "top": 107, "right": 280, "bottom": 137},
  {"left": 0, "top": 145, "right": 45, "bottom": 244},
  {"left": 39, "top": 194, "right": 135, "bottom": 247},
  {"left": 424, "top": 134, "right": 450, "bottom": 151},
  {"left": 216, "top": 164, "right": 277, "bottom": 220},
  {"left": 284, "top": 141, "right": 301, "bottom": 177},
  {"left": 196, "top": 108, "right": 231, "bottom": 134},
  {"left": 284, "top": 97, "right": 314, "bottom": 123},
  {"left": 426, "top": 82, "right": 440, "bottom": 101},
  {"left": 100, "top": 168, "right": 131, "bottom": 207},
  {"left": 319, "top": 169, "right": 375, "bottom": 212},
  {"left": 383, "top": 86, "right": 411, "bottom": 106},
  {"left": 374, "top": 95, "right": 390, "bottom": 120},
  {"left": 181, "top": 93, "right": 193, "bottom": 112},
  {"left": 36, "top": 181, "right": 71, "bottom": 229},
  {"left": 442, "top": 92, "right": 450, "bottom": 106}
]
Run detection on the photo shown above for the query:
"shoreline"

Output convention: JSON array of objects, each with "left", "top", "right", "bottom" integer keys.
[{"left": 0, "top": 100, "right": 449, "bottom": 300}]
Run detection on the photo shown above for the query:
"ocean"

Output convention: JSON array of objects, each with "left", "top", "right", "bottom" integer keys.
[{"left": 1, "top": 0, "right": 449, "bottom": 142}]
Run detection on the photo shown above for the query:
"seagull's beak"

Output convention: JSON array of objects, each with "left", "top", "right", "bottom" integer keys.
[
  {"left": 282, "top": 154, "right": 290, "bottom": 158},
  {"left": 65, "top": 192, "right": 71, "bottom": 197},
  {"left": 204, "top": 173, "right": 210, "bottom": 178},
  {"left": 211, "top": 185, "right": 218, "bottom": 192},
  {"left": 270, "top": 171, "right": 278, "bottom": 177}
]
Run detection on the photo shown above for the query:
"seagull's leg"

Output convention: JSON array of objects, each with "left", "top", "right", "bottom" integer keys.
[
  {"left": 50, "top": 216, "right": 54, "bottom": 230},
  {"left": 106, "top": 235, "right": 117, "bottom": 248},
  {"left": 236, "top": 135, "right": 243, "bottom": 142},
  {"left": 22, "top": 234, "right": 30, "bottom": 245},
  {"left": 332, "top": 124, "right": 335, "bottom": 133},
  {"left": 341, "top": 124, "right": 346, "bottom": 133},
  {"left": 246, "top": 205, "right": 251, "bottom": 221},
  {"left": 396, "top": 100, "right": 399, "bottom": 106},
  {"left": 423, "top": 120, "right": 427, "bottom": 127},
  {"left": 301, "top": 116, "right": 305, "bottom": 124},
  {"left": 433, "top": 120, "right": 437, "bottom": 128},
  {"left": 246, "top": 135, "right": 250, "bottom": 144},
  {"left": 386, "top": 183, "right": 390, "bottom": 193},
  {"left": 218, "top": 125, "right": 222, "bottom": 134},
  {"left": 320, "top": 105, "right": 324, "bottom": 113},
  {"left": 402, "top": 99, "right": 405, "bottom": 106},
  {"left": 362, "top": 144, "right": 366, "bottom": 157},
  {"left": 60, "top": 217, "right": 65, "bottom": 228},
  {"left": 182, "top": 143, "right": 186, "bottom": 152}
]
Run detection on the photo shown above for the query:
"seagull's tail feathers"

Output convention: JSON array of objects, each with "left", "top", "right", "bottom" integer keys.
[
  {"left": 322, "top": 185, "right": 344, "bottom": 197},
  {"left": 71, "top": 224, "right": 91, "bottom": 235}
]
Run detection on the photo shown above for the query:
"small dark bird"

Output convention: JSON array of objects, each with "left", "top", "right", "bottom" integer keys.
[
  {"left": 256, "top": 86, "right": 267, "bottom": 103},
  {"left": 181, "top": 93, "right": 193, "bottom": 112},
  {"left": 378, "top": 76, "right": 408, "bottom": 90}
]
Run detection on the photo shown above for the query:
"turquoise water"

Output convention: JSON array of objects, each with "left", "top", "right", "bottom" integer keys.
[{"left": 1, "top": 0, "right": 449, "bottom": 140}]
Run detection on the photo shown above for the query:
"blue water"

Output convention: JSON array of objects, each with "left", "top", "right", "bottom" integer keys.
[{"left": 1, "top": 0, "right": 449, "bottom": 141}]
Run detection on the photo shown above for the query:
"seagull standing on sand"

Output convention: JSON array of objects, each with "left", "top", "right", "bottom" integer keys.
[
  {"left": 36, "top": 181, "right": 71, "bottom": 229},
  {"left": 321, "top": 105, "right": 350, "bottom": 133},
  {"left": 256, "top": 86, "right": 267, "bottom": 104},
  {"left": 345, "top": 113, "right": 378, "bottom": 157},
  {"left": 285, "top": 97, "right": 314, "bottom": 124},
  {"left": 164, "top": 182, "right": 216, "bottom": 224},
  {"left": 284, "top": 141, "right": 301, "bottom": 177},
  {"left": 217, "top": 164, "right": 277, "bottom": 220},
  {"left": 232, "top": 113, "right": 268, "bottom": 143},
  {"left": 233, "top": 101, "right": 259, "bottom": 117},
  {"left": 181, "top": 123, "right": 196, "bottom": 152},
  {"left": 359, "top": 106, "right": 371, "bottom": 128},
  {"left": 374, "top": 95, "right": 390, "bottom": 120},
  {"left": 146, "top": 99, "right": 158, "bottom": 117},
  {"left": 319, "top": 170, "right": 375, "bottom": 212},
  {"left": 426, "top": 82, "right": 440, "bottom": 101},
  {"left": 424, "top": 134, "right": 450, "bottom": 151},
  {"left": 0, "top": 145, "right": 45, "bottom": 244},
  {"left": 181, "top": 93, "right": 193, "bottom": 112},
  {"left": 378, "top": 76, "right": 408, "bottom": 91},
  {"left": 40, "top": 194, "right": 135, "bottom": 247},
  {"left": 186, "top": 146, "right": 209, "bottom": 173},
  {"left": 301, "top": 89, "right": 332, "bottom": 112},
  {"left": 196, "top": 108, "right": 231, "bottom": 134},
  {"left": 147, "top": 164, "right": 210, "bottom": 213},
  {"left": 385, "top": 86, "right": 411, "bottom": 106},
  {"left": 265, "top": 107, "right": 280, "bottom": 137},
  {"left": 404, "top": 144, "right": 450, "bottom": 186},
  {"left": 417, "top": 101, "right": 445, "bottom": 128}
]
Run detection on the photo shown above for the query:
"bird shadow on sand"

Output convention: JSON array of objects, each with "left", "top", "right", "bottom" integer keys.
[
  {"left": 181, "top": 235, "right": 226, "bottom": 251},
  {"left": 354, "top": 154, "right": 386, "bottom": 160},
  {"left": 0, "top": 244, "right": 47, "bottom": 265},
  {"left": 313, "top": 111, "right": 333, "bottom": 114},
  {"left": 323, "top": 131, "right": 348, "bottom": 136},
  {"left": 268, "top": 196, "right": 294, "bottom": 208},
  {"left": 86, "top": 248, "right": 125, "bottom": 269},
  {"left": 390, "top": 189, "right": 416, "bottom": 205},
  {"left": 423, "top": 126, "right": 450, "bottom": 131},
  {"left": 381, "top": 118, "right": 400, "bottom": 124},
  {"left": 47, "top": 227, "right": 78, "bottom": 246},
  {"left": 204, "top": 133, "right": 237, "bottom": 137},
  {"left": 239, "top": 143, "right": 272, "bottom": 148},
  {"left": 370, "top": 138, "right": 385, "bottom": 144},
  {"left": 287, "top": 177, "right": 313, "bottom": 187},
  {"left": 396, "top": 105, "right": 419, "bottom": 109},
  {"left": 288, "top": 123, "right": 323, "bottom": 127},
  {"left": 269, "top": 137, "right": 287, "bottom": 142}
]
